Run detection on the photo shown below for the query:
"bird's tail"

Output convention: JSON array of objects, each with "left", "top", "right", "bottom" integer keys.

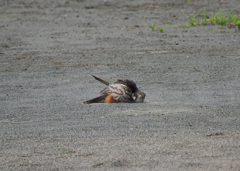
[
  {"left": 92, "top": 75, "right": 109, "bottom": 86},
  {"left": 83, "top": 94, "right": 107, "bottom": 104}
]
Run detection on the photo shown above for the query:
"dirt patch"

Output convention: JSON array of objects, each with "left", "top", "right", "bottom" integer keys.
[{"left": 0, "top": 0, "right": 240, "bottom": 170}]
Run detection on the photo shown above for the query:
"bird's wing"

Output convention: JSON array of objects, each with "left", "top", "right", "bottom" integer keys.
[
  {"left": 83, "top": 94, "right": 107, "bottom": 104},
  {"left": 92, "top": 75, "right": 110, "bottom": 86}
]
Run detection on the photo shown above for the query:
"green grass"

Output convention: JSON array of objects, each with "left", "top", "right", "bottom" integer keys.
[
  {"left": 60, "top": 145, "right": 74, "bottom": 155},
  {"left": 226, "top": 131, "right": 233, "bottom": 135},
  {"left": 202, "top": 11, "right": 207, "bottom": 24},
  {"left": 60, "top": 145, "right": 66, "bottom": 154},
  {"left": 184, "top": 11, "right": 240, "bottom": 29},
  {"left": 209, "top": 16, "right": 215, "bottom": 24},
  {"left": 186, "top": 11, "right": 201, "bottom": 26},
  {"left": 189, "top": 19, "right": 195, "bottom": 26},
  {"left": 197, "top": 20, "right": 201, "bottom": 25},
  {"left": 236, "top": 21, "right": 240, "bottom": 30},
  {"left": 234, "top": 15, "right": 240, "bottom": 23},
  {"left": 228, "top": 12, "right": 234, "bottom": 24},
  {"left": 214, "top": 12, "right": 219, "bottom": 24},
  {"left": 149, "top": 23, "right": 155, "bottom": 31},
  {"left": 150, "top": 11, "right": 240, "bottom": 32},
  {"left": 158, "top": 27, "right": 164, "bottom": 32},
  {"left": 219, "top": 12, "right": 227, "bottom": 27}
]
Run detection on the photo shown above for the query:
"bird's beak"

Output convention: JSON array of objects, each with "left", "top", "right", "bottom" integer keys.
[{"left": 138, "top": 94, "right": 143, "bottom": 102}]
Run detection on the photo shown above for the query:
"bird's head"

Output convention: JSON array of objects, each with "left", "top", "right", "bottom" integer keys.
[{"left": 134, "top": 90, "right": 146, "bottom": 102}]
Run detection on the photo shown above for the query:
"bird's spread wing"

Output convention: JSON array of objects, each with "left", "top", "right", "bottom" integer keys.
[
  {"left": 92, "top": 75, "right": 110, "bottom": 86},
  {"left": 83, "top": 94, "right": 107, "bottom": 104}
]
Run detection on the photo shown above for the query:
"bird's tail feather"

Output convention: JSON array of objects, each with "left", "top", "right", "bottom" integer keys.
[
  {"left": 83, "top": 94, "right": 106, "bottom": 104},
  {"left": 92, "top": 75, "right": 109, "bottom": 86}
]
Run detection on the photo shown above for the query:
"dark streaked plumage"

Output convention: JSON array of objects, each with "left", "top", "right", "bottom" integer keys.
[{"left": 83, "top": 75, "right": 146, "bottom": 104}]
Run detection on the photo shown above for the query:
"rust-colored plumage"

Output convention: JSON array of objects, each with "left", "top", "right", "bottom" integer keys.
[
  {"left": 105, "top": 93, "right": 117, "bottom": 103},
  {"left": 83, "top": 75, "right": 146, "bottom": 104}
]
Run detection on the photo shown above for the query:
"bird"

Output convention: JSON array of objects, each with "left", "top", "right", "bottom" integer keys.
[{"left": 83, "top": 75, "right": 146, "bottom": 104}]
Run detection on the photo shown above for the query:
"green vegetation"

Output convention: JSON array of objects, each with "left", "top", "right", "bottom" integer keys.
[
  {"left": 202, "top": 11, "right": 207, "bottom": 24},
  {"left": 60, "top": 145, "right": 66, "bottom": 154},
  {"left": 209, "top": 15, "right": 215, "bottom": 24},
  {"left": 148, "top": 11, "right": 240, "bottom": 33},
  {"left": 228, "top": 12, "right": 234, "bottom": 24},
  {"left": 218, "top": 12, "right": 227, "bottom": 27},
  {"left": 185, "top": 11, "right": 240, "bottom": 29},
  {"left": 214, "top": 12, "right": 220, "bottom": 24},
  {"left": 158, "top": 27, "right": 164, "bottom": 32},
  {"left": 189, "top": 19, "right": 194, "bottom": 26},
  {"left": 197, "top": 20, "right": 201, "bottom": 25},
  {"left": 236, "top": 21, "right": 240, "bottom": 30},
  {"left": 186, "top": 11, "right": 201, "bottom": 26},
  {"left": 60, "top": 145, "right": 74, "bottom": 155},
  {"left": 149, "top": 23, "right": 155, "bottom": 31},
  {"left": 234, "top": 15, "right": 240, "bottom": 23}
]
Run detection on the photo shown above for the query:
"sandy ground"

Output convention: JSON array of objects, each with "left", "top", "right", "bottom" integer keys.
[{"left": 1, "top": 0, "right": 240, "bottom": 170}]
